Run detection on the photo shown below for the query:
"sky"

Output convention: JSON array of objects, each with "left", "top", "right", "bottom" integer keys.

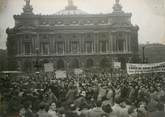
[{"left": 0, "top": 0, "right": 165, "bottom": 49}]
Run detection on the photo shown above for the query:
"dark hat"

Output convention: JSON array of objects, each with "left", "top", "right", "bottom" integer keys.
[
  {"left": 70, "top": 104, "right": 76, "bottom": 111},
  {"left": 102, "top": 104, "right": 112, "bottom": 114}
]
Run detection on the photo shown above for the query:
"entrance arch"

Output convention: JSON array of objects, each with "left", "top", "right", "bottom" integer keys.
[
  {"left": 86, "top": 59, "right": 94, "bottom": 68},
  {"left": 100, "top": 58, "right": 111, "bottom": 68},
  {"left": 57, "top": 59, "right": 65, "bottom": 70},
  {"left": 43, "top": 59, "right": 49, "bottom": 64},
  {"left": 69, "top": 59, "right": 79, "bottom": 69}
]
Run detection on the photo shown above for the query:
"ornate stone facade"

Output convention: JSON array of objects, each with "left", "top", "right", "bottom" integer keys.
[{"left": 6, "top": 0, "right": 139, "bottom": 72}]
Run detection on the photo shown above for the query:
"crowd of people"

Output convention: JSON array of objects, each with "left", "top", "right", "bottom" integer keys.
[{"left": 0, "top": 70, "right": 165, "bottom": 117}]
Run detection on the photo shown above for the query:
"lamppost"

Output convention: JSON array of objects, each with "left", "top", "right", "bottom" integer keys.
[
  {"left": 142, "top": 46, "right": 145, "bottom": 63},
  {"left": 35, "top": 48, "right": 40, "bottom": 73}
]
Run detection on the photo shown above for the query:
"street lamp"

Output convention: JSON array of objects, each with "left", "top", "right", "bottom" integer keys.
[
  {"left": 142, "top": 46, "right": 145, "bottom": 63},
  {"left": 35, "top": 48, "right": 40, "bottom": 72}
]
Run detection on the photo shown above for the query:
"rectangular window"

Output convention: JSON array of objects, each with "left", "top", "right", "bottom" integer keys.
[
  {"left": 24, "top": 42, "right": 32, "bottom": 55},
  {"left": 71, "top": 41, "right": 79, "bottom": 54},
  {"left": 85, "top": 41, "right": 92, "bottom": 53},
  {"left": 99, "top": 40, "right": 106, "bottom": 52},
  {"left": 57, "top": 42, "right": 64, "bottom": 54},
  {"left": 41, "top": 43, "right": 49, "bottom": 55},
  {"left": 117, "top": 39, "right": 124, "bottom": 52}
]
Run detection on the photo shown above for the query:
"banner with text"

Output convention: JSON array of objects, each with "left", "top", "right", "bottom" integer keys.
[
  {"left": 127, "top": 62, "right": 165, "bottom": 75},
  {"left": 74, "top": 69, "right": 83, "bottom": 75},
  {"left": 55, "top": 70, "right": 67, "bottom": 79},
  {"left": 44, "top": 63, "right": 54, "bottom": 72},
  {"left": 113, "top": 62, "right": 121, "bottom": 69}
]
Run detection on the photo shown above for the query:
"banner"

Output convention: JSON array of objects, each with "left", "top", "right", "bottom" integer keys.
[
  {"left": 113, "top": 62, "right": 121, "bottom": 69},
  {"left": 74, "top": 69, "right": 83, "bottom": 75},
  {"left": 44, "top": 63, "right": 54, "bottom": 72},
  {"left": 55, "top": 70, "right": 67, "bottom": 79},
  {"left": 127, "top": 62, "right": 165, "bottom": 75}
]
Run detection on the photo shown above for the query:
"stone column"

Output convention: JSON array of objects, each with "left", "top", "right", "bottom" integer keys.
[
  {"left": 108, "top": 33, "right": 111, "bottom": 53},
  {"left": 17, "top": 39, "right": 19, "bottom": 55},
  {"left": 67, "top": 39, "right": 70, "bottom": 54},
  {"left": 81, "top": 33, "right": 84, "bottom": 53},
  {"left": 114, "top": 36, "right": 117, "bottom": 52},
  {"left": 129, "top": 33, "right": 131, "bottom": 52},
  {"left": 123, "top": 36, "right": 126, "bottom": 52},
  {"left": 63, "top": 40, "right": 65, "bottom": 55},
  {"left": 32, "top": 35, "right": 35, "bottom": 54},
  {"left": 126, "top": 33, "right": 128, "bottom": 52},
  {"left": 50, "top": 36, "right": 53, "bottom": 55},
  {"left": 34, "top": 33, "right": 40, "bottom": 57},
  {"left": 79, "top": 34, "right": 82, "bottom": 53},
  {"left": 19, "top": 38, "right": 21, "bottom": 55},
  {"left": 54, "top": 41, "right": 57, "bottom": 55},
  {"left": 23, "top": 35, "right": 25, "bottom": 55},
  {"left": 111, "top": 33, "right": 113, "bottom": 53},
  {"left": 97, "top": 33, "right": 100, "bottom": 53},
  {"left": 65, "top": 39, "right": 67, "bottom": 54},
  {"left": 124, "top": 34, "right": 126, "bottom": 52},
  {"left": 53, "top": 36, "right": 55, "bottom": 55},
  {"left": 93, "top": 32, "right": 96, "bottom": 53}
]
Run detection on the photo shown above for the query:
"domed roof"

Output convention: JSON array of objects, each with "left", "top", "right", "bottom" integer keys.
[
  {"left": 55, "top": 0, "right": 88, "bottom": 15},
  {"left": 56, "top": 9, "right": 88, "bottom": 15}
]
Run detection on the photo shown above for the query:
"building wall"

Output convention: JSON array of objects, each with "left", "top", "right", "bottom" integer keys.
[{"left": 6, "top": 2, "right": 139, "bottom": 72}]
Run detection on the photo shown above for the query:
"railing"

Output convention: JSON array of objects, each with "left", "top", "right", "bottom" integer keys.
[{"left": 16, "top": 51, "right": 132, "bottom": 57}]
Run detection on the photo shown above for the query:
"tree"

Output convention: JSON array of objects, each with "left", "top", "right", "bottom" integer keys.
[{"left": 0, "top": 49, "right": 8, "bottom": 71}]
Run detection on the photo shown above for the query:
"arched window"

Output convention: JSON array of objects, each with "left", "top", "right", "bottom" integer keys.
[
  {"left": 99, "top": 40, "right": 107, "bottom": 53},
  {"left": 23, "top": 60, "right": 32, "bottom": 72},
  {"left": 100, "top": 58, "right": 110, "bottom": 68},
  {"left": 24, "top": 42, "right": 32, "bottom": 55},
  {"left": 57, "top": 59, "right": 65, "bottom": 70},
  {"left": 86, "top": 59, "right": 94, "bottom": 68},
  {"left": 69, "top": 59, "right": 79, "bottom": 69},
  {"left": 43, "top": 59, "right": 49, "bottom": 64},
  {"left": 117, "top": 39, "right": 124, "bottom": 52}
]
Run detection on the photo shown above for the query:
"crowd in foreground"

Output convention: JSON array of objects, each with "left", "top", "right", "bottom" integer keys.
[{"left": 0, "top": 70, "right": 165, "bottom": 117}]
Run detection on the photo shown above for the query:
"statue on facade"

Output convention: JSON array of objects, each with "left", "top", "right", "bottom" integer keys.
[
  {"left": 65, "top": 0, "right": 77, "bottom": 10},
  {"left": 113, "top": 0, "right": 122, "bottom": 12},
  {"left": 25, "top": 0, "right": 30, "bottom": 5},
  {"left": 115, "top": 0, "right": 120, "bottom": 4},
  {"left": 68, "top": 0, "right": 74, "bottom": 6},
  {"left": 23, "top": 0, "right": 33, "bottom": 14}
]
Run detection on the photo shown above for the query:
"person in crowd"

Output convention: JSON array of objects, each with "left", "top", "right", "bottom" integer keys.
[
  {"left": 105, "top": 85, "right": 115, "bottom": 106},
  {"left": 1, "top": 71, "right": 165, "bottom": 117},
  {"left": 137, "top": 101, "right": 150, "bottom": 117},
  {"left": 19, "top": 101, "right": 34, "bottom": 117},
  {"left": 88, "top": 101, "right": 104, "bottom": 117},
  {"left": 102, "top": 104, "right": 117, "bottom": 117},
  {"left": 79, "top": 103, "right": 89, "bottom": 117},
  {"left": 36, "top": 102, "right": 51, "bottom": 117},
  {"left": 150, "top": 103, "right": 165, "bottom": 117},
  {"left": 19, "top": 105, "right": 26, "bottom": 117},
  {"left": 128, "top": 106, "right": 137, "bottom": 117},
  {"left": 44, "top": 88, "right": 57, "bottom": 105},
  {"left": 48, "top": 102, "right": 58, "bottom": 117},
  {"left": 65, "top": 104, "right": 80, "bottom": 117},
  {"left": 97, "top": 85, "right": 107, "bottom": 101},
  {"left": 112, "top": 98, "right": 129, "bottom": 117},
  {"left": 74, "top": 91, "right": 88, "bottom": 108},
  {"left": 65, "top": 84, "right": 78, "bottom": 105}
]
